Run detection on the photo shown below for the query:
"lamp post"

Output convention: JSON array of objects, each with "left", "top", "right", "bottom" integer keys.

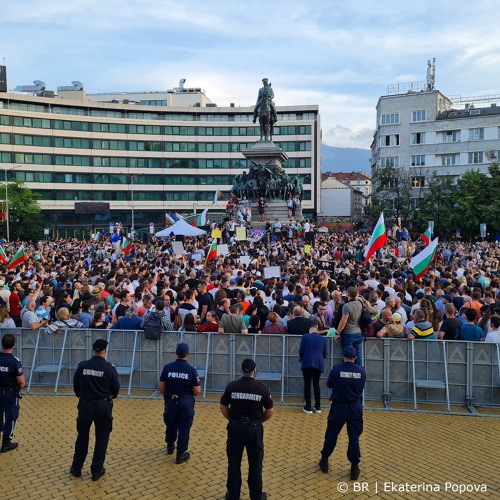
[
  {"left": 1, "top": 165, "right": 22, "bottom": 242},
  {"left": 120, "top": 172, "right": 135, "bottom": 238}
]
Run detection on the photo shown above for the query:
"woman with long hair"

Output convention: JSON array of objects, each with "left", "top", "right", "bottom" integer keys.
[
  {"left": 197, "top": 311, "right": 219, "bottom": 333},
  {"left": 0, "top": 305, "right": 16, "bottom": 328}
]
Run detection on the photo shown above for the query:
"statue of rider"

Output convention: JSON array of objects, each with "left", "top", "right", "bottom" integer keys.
[{"left": 252, "top": 78, "right": 278, "bottom": 124}]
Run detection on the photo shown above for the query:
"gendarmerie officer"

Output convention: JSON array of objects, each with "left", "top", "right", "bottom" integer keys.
[
  {"left": 220, "top": 359, "right": 274, "bottom": 500},
  {"left": 70, "top": 338, "right": 120, "bottom": 481},
  {"left": 158, "top": 342, "right": 201, "bottom": 464},
  {"left": 0, "top": 333, "right": 25, "bottom": 453},
  {"left": 319, "top": 346, "right": 366, "bottom": 480}
]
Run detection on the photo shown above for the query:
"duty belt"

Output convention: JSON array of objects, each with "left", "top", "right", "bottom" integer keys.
[
  {"left": 167, "top": 395, "right": 190, "bottom": 401},
  {"left": 231, "top": 417, "right": 262, "bottom": 423}
]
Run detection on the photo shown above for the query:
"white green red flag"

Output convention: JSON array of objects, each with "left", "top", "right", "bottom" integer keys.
[
  {"left": 8, "top": 244, "right": 27, "bottom": 269},
  {"left": 212, "top": 189, "right": 223, "bottom": 205},
  {"left": 204, "top": 239, "right": 217, "bottom": 268},
  {"left": 93, "top": 231, "right": 104, "bottom": 242},
  {"left": 122, "top": 237, "right": 133, "bottom": 255},
  {"left": 165, "top": 213, "right": 176, "bottom": 226},
  {"left": 410, "top": 237, "right": 439, "bottom": 280},
  {"left": 0, "top": 246, "right": 8, "bottom": 264},
  {"left": 420, "top": 226, "right": 432, "bottom": 246},
  {"left": 364, "top": 213, "right": 387, "bottom": 263},
  {"left": 192, "top": 209, "right": 208, "bottom": 227}
]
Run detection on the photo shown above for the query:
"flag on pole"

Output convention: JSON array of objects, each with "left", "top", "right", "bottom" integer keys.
[
  {"left": 204, "top": 239, "right": 217, "bottom": 268},
  {"left": 192, "top": 208, "right": 208, "bottom": 227},
  {"left": 8, "top": 244, "right": 27, "bottom": 269},
  {"left": 0, "top": 246, "right": 8, "bottom": 264},
  {"left": 165, "top": 213, "right": 176, "bottom": 226},
  {"left": 212, "top": 189, "right": 223, "bottom": 205},
  {"left": 420, "top": 226, "right": 432, "bottom": 246},
  {"left": 93, "top": 231, "right": 104, "bottom": 242},
  {"left": 122, "top": 237, "right": 133, "bottom": 256},
  {"left": 364, "top": 213, "right": 387, "bottom": 263},
  {"left": 410, "top": 237, "right": 439, "bottom": 280}
]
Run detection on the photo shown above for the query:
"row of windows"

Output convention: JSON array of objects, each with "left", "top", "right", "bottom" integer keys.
[
  {"left": 1, "top": 115, "right": 313, "bottom": 137},
  {"left": 32, "top": 189, "right": 312, "bottom": 202},
  {"left": 11, "top": 171, "right": 312, "bottom": 186},
  {"left": 378, "top": 152, "right": 488, "bottom": 168},
  {"left": 379, "top": 128, "right": 493, "bottom": 148},
  {"left": 380, "top": 110, "right": 427, "bottom": 124},
  {"left": 3, "top": 103, "right": 317, "bottom": 122},
  {"left": 0, "top": 152, "right": 311, "bottom": 169},
  {"left": 1, "top": 133, "right": 312, "bottom": 153}
]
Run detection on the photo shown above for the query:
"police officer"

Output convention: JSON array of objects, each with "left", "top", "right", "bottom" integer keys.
[
  {"left": 220, "top": 359, "right": 274, "bottom": 500},
  {"left": 70, "top": 338, "right": 120, "bottom": 481},
  {"left": 158, "top": 342, "right": 200, "bottom": 464},
  {"left": 0, "top": 334, "right": 25, "bottom": 453},
  {"left": 319, "top": 346, "right": 366, "bottom": 480}
]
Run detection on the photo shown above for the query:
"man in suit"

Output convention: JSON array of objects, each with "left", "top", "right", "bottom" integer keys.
[
  {"left": 286, "top": 305, "right": 312, "bottom": 335},
  {"left": 299, "top": 329, "right": 327, "bottom": 414}
]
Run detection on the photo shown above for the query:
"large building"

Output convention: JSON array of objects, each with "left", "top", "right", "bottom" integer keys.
[
  {"left": 320, "top": 174, "right": 363, "bottom": 222},
  {"left": 327, "top": 171, "right": 371, "bottom": 207},
  {"left": 371, "top": 66, "right": 500, "bottom": 211},
  {"left": 0, "top": 75, "right": 321, "bottom": 238}
]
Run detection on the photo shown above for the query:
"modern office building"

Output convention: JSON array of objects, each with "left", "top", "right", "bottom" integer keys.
[
  {"left": 371, "top": 62, "right": 500, "bottom": 210},
  {"left": 0, "top": 74, "right": 321, "bottom": 238}
]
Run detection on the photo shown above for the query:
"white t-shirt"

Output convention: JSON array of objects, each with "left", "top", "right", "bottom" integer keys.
[{"left": 485, "top": 331, "right": 500, "bottom": 343}]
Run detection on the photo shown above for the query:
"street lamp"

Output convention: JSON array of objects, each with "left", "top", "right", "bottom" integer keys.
[
  {"left": 119, "top": 172, "right": 135, "bottom": 238},
  {"left": 1, "top": 165, "right": 22, "bottom": 242}
]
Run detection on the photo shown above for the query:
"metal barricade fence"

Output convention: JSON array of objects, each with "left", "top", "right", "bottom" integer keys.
[{"left": 9, "top": 329, "right": 500, "bottom": 415}]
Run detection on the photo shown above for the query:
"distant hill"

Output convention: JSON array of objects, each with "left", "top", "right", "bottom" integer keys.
[{"left": 321, "top": 144, "right": 371, "bottom": 174}]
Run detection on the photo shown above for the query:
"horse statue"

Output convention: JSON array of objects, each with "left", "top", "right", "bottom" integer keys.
[{"left": 258, "top": 97, "right": 276, "bottom": 141}]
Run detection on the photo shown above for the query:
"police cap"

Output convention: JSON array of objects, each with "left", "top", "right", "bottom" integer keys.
[
  {"left": 93, "top": 338, "right": 108, "bottom": 352},
  {"left": 342, "top": 346, "right": 357, "bottom": 358},
  {"left": 241, "top": 358, "right": 256, "bottom": 374},
  {"left": 176, "top": 342, "right": 190, "bottom": 356}
]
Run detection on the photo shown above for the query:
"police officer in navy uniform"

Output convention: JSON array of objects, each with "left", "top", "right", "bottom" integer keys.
[
  {"left": 319, "top": 346, "right": 366, "bottom": 480},
  {"left": 70, "top": 338, "right": 120, "bottom": 481},
  {"left": 158, "top": 342, "right": 201, "bottom": 464},
  {"left": 220, "top": 359, "right": 274, "bottom": 500},
  {"left": 0, "top": 333, "right": 25, "bottom": 453}
]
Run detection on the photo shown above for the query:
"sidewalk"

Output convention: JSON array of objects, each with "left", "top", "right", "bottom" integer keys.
[{"left": 2, "top": 395, "right": 498, "bottom": 499}]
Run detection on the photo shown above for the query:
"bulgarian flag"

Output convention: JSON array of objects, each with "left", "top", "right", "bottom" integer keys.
[
  {"left": 204, "top": 239, "right": 217, "bottom": 268},
  {"left": 8, "top": 244, "right": 27, "bottom": 269},
  {"left": 410, "top": 237, "right": 438, "bottom": 280},
  {"left": 420, "top": 226, "right": 432, "bottom": 246},
  {"left": 165, "top": 213, "right": 176, "bottom": 226},
  {"left": 364, "top": 213, "right": 387, "bottom": 263},
  {"left": 212, "top": 189, "right": 223, "bottom": 205},
  {"left": 93, "top": 231, "right": 104, "bottom": 242},
  {"left": 0, "top": 246, "right": 8, "bottom": 264},
  {"left": 192, "top": 209, "right": 208, "bottom": 227},
  {"left": 122, "top": 237, "right": 133, "bottom": 256}
]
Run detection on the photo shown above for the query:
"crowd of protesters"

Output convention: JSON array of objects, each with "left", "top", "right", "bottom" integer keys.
[{"left": 0, "top": 223, "right": 499, "bottom": 343}]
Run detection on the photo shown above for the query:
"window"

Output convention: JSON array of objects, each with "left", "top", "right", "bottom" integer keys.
[
  {"left": 410, "top": 198, "right": 421, "bottom": 210},
  {"left": 165, "top": 175, "right": 197, "bottom": 185},
  {"left": 129, "top": 141, "right": 161, "bottom": 151},
  {"left": 0, "top": 133, "right": 10, "bottom": 144},
  {"left": 13, "top": 117, "right": 50, "bottom": 129},
  {"left": 380, "top": 157, "right": 400, "bottom": 168},
  {"left": 443, "top": 130, "right": 460, "bottom": 143},
  {"left": 0, "top": 115, "right": 10, "bottom": 126},
  {"left": 198, "top": 143, "right": 229, "bottom": 153},
  {"left": 469, "top": 128, "right": 484, "bottom": 141},
  {"left": 94, "top": 174, "right": 127, "bottom": 184},
  {"left": 411, "top": 155, "right": 425, "bottom": 166},
  {"left": 133, "top": 191, "right": 162, "bottom": 201},
  {"left": 54, "top": 137, "right": 90, "bottom": 149},
  {"left": 14, "top": 153, "right": 51, "bottom": 165},
  {"left": 0, "top": 152, "right": 12, "bottom": 163},
  {"left": 54, "top": 156, "right": 91, "bottom": 166},
  {"left": 164, "top": 159, "right": 195, "bottom": 169},
  {"left": 54, "top": 173, "right": 90, "bottom": 183},
  {"left": 165, "top": 191, "right": 196, "bottom": 201},
  {"left": 380, "top": 113, "right": 400, "bottom": 125},
  {"left": 93, "top": 157, "right": 127, "bottom": 167},
  {"left": 92, "top": 140, "right": 126, "bottom": 150},
  {"left": 411, "top": 132, "right": 425, "bottom": 145},
  {"left": 198, "top": 159, "right": 229, "bottom": 169},
  {"left": 55, "top": 190, "right": 91, "bottom": 200},
  {"left": 165, "top": 126, "right": 196, "bottom": 135},
  {"left": 165, "top": 142, "right": 196, "bottom": 152},
  {"left": 130, "top": 158, "right": 161, "bottom": 168},
  {"left": 380, "top": 134, "right": 400, "bottom": 147},
  {"left": 91, "top": 123, "right": 126, "bottom": 133},
  {"left": 134, "top": 175, "right": 161, "bottom": 185},
  {"left": 129, "top": 125, "right": 161, "bottom": 135},
  {"left": 54, "top": 120, "right": 89, "bottom": 131},
  {"left": 411, "top": 176, "right": 425, "bottom": 188},
  {"left": 14, "top": 135, "right": 51, "bottom": 147},
  {"left": 412, "top": 109, "right": 427, "bottom": 122},
  {"left": 441, "top": 154, "right": 458, "bottom": 166},
  {"left": 94, "top": 191, "right": 128, "bottom": 201},
  {"left": 14, "top": 171, "right": 52, "bottom": 183},
  {"left": 468, "top": 152, "right": 483, "bottom": 164},
  {"left": 199, "top": 175, "right": 232, "bottom": 185}
]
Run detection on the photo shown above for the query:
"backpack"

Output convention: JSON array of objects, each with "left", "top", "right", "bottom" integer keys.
[
  {"left": 358, "top": 303, "right": 376, "bottom": 338},
  {"left": 143, "top": 312, "right": 162, "bottom": 340}
]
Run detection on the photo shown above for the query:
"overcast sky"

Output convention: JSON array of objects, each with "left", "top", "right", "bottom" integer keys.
[{"left": 3, "top": 0, "right": 500, "bottom": 149}]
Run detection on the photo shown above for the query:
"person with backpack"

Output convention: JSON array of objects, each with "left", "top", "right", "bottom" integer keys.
[{"left": 141, "top": 300, "right": 173, "bottom": 339}]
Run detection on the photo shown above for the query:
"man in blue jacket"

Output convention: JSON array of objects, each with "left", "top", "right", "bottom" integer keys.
[{"left": 299, "top": 329, "right": 327, "bottom": 414}]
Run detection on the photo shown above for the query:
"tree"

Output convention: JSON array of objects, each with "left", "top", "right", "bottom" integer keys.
[
  {"left": 415, "top": 171, "right": 457, "bottom": 238},
  {"left": 0, "top": 180, "right": 45, "bottom": 241}
]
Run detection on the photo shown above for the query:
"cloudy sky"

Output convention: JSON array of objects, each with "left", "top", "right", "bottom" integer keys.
[{"left": 3, "top": 0, "right": 500, "bottom": 149}]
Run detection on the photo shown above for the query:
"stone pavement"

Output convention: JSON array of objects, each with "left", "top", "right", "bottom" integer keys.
[{"left": 2, "top": 394, "right": 499, "bottom": 499}]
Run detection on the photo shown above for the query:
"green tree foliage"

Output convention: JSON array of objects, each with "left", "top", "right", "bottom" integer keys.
[{"left": 0, "top": 180, "right": 44, "bottom": 241}]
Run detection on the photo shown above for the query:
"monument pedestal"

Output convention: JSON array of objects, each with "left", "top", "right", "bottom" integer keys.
[{"left": 250, "top": 202, "right": 303, "bottom": 228}]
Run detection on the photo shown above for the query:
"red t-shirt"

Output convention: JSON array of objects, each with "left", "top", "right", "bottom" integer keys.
[{"left": 9, "top": 292, "right": 21, "bottom": 316}]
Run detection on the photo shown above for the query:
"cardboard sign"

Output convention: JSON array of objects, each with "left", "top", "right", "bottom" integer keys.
[
  {"left": 217, "top": 244, "right": 229, "bottom": 256},
  {"left": 212, "top": 229, "right": 222, "bottom": 239},
  {"left": 239, "top": 255, "right": 251, "bottom": 267},
  {"left": 171, "top": 241, "right": 186, "bottom": 255},
  {"left": 236, "top": 226, "right": 247, "bottom": 240},
  {"left": 263, "top": 266, "right": 281, "bottom": 279}
]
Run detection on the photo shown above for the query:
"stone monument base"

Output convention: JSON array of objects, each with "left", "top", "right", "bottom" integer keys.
[{"left": 250, "top": 202, "right": 303, "bottom": 228}]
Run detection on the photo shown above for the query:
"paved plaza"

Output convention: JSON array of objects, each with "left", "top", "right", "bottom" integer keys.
[{"left": 1, "top": 394, "right": 498, "bottom": 499}]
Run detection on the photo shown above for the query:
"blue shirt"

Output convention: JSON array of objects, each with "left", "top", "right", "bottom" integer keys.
[
  {"left": 111, "top": 315, "right": 143, "bottom": 330},
  {"left": 457, "top": 323, "right": 484, "bottom": 341},
  {"left": 327, "top": 361, "right": 366, "bottom": 403},
  {"left": 0, "top": 352, "right": 23, "bottom": 389},
  {"left": 160, "top": 359, "right": 200, "bottom": 398}
]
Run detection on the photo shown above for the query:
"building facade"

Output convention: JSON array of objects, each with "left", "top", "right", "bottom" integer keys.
[
  {"left": 328, "top": 172, "right": 371, "bottom": 207},
  {"left": 371, "top": 88, "right": 500, "bottom": 209},
  {"left": 320, "top": 175, "right": 363, "bottom": 222},
  {"left": 0, "top": 84, "right": 320, "bottom": 238}
]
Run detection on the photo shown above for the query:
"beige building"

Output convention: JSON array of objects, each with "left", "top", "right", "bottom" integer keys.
[{"left": 320, "top": 175, "right": 363, "bottom": 221}]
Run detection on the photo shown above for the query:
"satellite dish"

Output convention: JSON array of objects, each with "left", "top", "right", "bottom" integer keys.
[{"left": 484, "top": 150, "right": 498, "bottom": 162}]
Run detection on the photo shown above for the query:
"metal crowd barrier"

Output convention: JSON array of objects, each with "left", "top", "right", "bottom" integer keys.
[{"left": 9, "top": 328, "right": 500, "bottom": 416}]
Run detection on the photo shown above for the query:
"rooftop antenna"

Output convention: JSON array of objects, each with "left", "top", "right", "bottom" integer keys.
[{"left": 426, "top": 58, "right": 436, "bottom": 90}]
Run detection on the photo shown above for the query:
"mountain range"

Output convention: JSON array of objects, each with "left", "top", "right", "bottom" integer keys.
[{"left": 321, "top": 144, "right": 371, "bottom": 174}]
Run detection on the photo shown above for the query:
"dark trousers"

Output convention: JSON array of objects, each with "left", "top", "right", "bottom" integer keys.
[
  {"left": 164, "top": 397, "right": 195, "bottom": 456},
  {"left": 226, "top": 419, "right": 264, "bottom": 500},
  {"left": 72, "top": 399, "right": 113, "bottom": 474},
  {"left": 302, "top": 367, "right": 322, "bottom": 410},
  {"left": 321, "top": 402, "right": 363, "bottom": 465},
  {"left": 11, "top": 316, "right": 21, "bottom": 327},
  {"left": 0, "top": 390, "right": 20, "bottom": 442}
]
